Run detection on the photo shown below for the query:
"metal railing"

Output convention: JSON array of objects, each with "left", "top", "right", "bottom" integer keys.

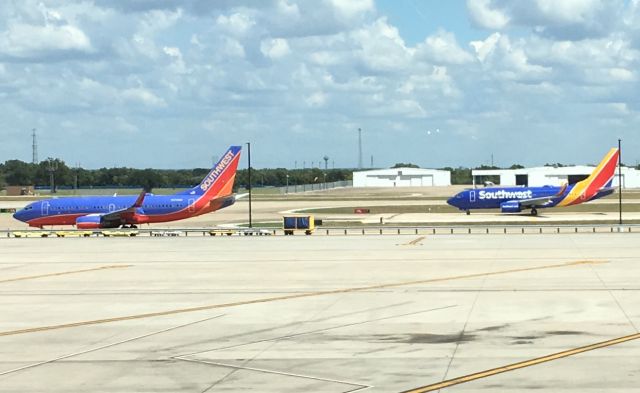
[{"left": 1, "top": 223, "right": 638, "bottom": 238}]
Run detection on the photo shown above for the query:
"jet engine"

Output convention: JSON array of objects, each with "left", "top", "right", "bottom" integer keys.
[
  {"left": 76, "top": 215, "right": 105, "bottom": 229},
  {"left": 500, "top": 200, "right": 522, "bottom": 213}
]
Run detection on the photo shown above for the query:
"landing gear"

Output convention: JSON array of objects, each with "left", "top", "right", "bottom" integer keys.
[
  {"left": 531, "top": 208, "right": 538, "bottom": 216},
  {"left": 121, "top": 224, "right": 138, "bottom": 229},
  {"left": 465, "top": 210, "right": 471, "bottom": 215}
]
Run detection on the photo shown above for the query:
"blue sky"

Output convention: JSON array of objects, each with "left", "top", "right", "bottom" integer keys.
[{"left": 0, "top": 0, "right": 639, "bottom": 169}]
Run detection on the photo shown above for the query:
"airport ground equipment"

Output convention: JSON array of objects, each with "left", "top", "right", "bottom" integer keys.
[
  {"left": 209, "top": 228, "right": 273, "bottom": 236},
  {"left": 283, "top": 215, "right": 315, "bottom": 235},
  {"left": 55, "top": 231, "right": 93, "bottom": 237},
  {"left": 12, "top": 231, "right": 51, "bottom": 238},
  {"left": 102, "top": 230, "right": 139, "bottom": 237}
]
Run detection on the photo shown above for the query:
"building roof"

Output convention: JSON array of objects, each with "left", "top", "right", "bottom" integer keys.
[{"left": 354, "top": 167, "right": 450, "bottom": 175}]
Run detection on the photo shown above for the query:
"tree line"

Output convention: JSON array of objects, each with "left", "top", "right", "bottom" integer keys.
[
  {"left": 0, "top": 158, "right": 353, "bottom": 191},
  {"left": 0, "top": 159, "right": 558, "bottom": 191}
]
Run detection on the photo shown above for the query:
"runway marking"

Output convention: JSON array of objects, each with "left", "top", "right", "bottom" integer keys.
[
  {"left": 174, "top": 357, "right": 371, "bottom": 393},
  {"left": 401, "top": 331, "right": 640, "bottom": 393},
  {"left": 0, "top": 265, "right": 132, "bottom": 284},
  {"left": 0, "top": 260, "right": 603, "bottom": 337},
  {"left": 0, "top": 314, "right": 225, "bottom": 377}
]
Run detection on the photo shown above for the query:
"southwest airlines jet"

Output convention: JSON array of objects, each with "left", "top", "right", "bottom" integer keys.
[
  {"left": 13, "top": 146, "right": 242, "bottom": 229},
  {"left": 447, "top": 148, "right": 619, "bottom": 216}
]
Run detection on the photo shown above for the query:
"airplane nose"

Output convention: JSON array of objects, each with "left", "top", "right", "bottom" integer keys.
[
  {"left": 13, "top": 209, "right": 26, "bottom": 222},
  {"left": 446, "top": 197, "right": 457, "bottom": 208}
]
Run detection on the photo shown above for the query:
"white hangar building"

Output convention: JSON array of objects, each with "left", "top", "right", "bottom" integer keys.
[
  {"left": 472, "top": 166, "right": 640, "bottom": 189},
  {"left": 353, "top": 167, "right": 451, "bottom": 187}
]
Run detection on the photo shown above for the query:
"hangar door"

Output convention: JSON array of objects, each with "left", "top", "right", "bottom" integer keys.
[
  {"left": 568, "top": 174, "right": 589, "bottom": 185},
  {"left": 411, "top": 175, "right": 433, "bottom": 186},
  {"left": 515, "top": 174, "right": 528, "bottom": 187}
]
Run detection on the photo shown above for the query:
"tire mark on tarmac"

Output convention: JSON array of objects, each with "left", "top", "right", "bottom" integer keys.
[
  {"left": 179, "top": 305, "right": 457, "bottom": 357},
  {"left": 0, "top": 265, "right": 132, "bottom": 284},
  {"left": 0, "top": 260, "right": 605, "bottom": 337},
  {"left": 401, "top": 236, "right": 426, "bottom": 246},
  {"left": 400, "top": 331, "right": 640, "bottom": 393}
]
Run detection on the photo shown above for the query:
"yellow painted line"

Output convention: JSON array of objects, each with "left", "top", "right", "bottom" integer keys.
[
  {"left": 402, "top": 331, "right": 640, "bottom": 393},
  {"left": 0, "top": 260, "right": 603, "bottom": 337},
  {"left": 0, "top": 265, "right": 132, "bottom": 284}
]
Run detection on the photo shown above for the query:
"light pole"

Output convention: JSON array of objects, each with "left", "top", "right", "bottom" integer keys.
[
  {"left": 618, "top": 138, "right": 622, "bottom": 225},
  {"left": 358, "top": 128, "right": 363, "bottom": 169},
  {"left": 246, "top": 142, "right": 252, "bottom": 228},
  {"left": 286, "top": 174, "right": 289, "bottom": 194},
  {"left": 47, "top": 158, "right": 57, "bottom": 194}
]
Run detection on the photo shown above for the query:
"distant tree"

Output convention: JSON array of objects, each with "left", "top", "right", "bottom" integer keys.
[
  {"left": 440, "top": 167, "right": 472, "bottom": 185},
  {"left": 509, "top": 164, "right": 525, "bottom": 169},
  {"left": 3, "top": 160, "right": 38, "bottom": 185},
  {"left": 475, "top": 164, "right": 499, "bottom": 170},
  {"left": 544, "top": 163, "right": 566, "bottom": 167},
  {"left": 391, "top": 163, "right": 420, "bottom": 168}
]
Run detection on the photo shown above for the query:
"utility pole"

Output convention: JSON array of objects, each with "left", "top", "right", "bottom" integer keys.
[
  {"left": 358, "top": 128, "right": 363, "bottom": 169},
  {"left": 32, "top": 129, "right": 38, "bottom": 164},
  {"left": 47, "top": 158, "right": 58, "bottom": 193},
  {"left": 74, "top": 162, "right": 80, "bottom": 192},
  {"left": 618, "top": 138, "right": 622, "bottom": 225},
  {"left": 246, "top": 142, "right": 252, "bottom": 228}
]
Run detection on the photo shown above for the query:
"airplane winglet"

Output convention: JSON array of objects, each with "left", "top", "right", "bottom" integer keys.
[{"left": 555, "top": 182, "right": 568, "bottom": 197}]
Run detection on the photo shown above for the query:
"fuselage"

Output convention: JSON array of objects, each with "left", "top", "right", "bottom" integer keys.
[
  {"left": 447, "top": 185, "right": 614, "bottom": 212},
  {"left": 13, "top": 193, "right": 232, "bottom": 228}
]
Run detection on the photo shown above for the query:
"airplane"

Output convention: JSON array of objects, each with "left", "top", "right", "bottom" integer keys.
[
  {"left": 13, "top": 146, "right": 243, "bottom": 229},
  {"left": 447, "top": 148, "right": 620, "bottom": 216}
]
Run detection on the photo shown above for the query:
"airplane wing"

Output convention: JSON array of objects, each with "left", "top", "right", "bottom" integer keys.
[
  {"left": 517, "top": 183, "right": 568, "bottom": 208},
  {"left": 209, "top": 193, "right": 241, "bottom": 211},
  {"left": 100, "top": 190, "right": 147, "bottom": 224}
]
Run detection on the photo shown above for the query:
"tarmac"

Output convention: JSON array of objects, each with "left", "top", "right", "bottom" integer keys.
[{"left": 1, "top": 233, "right": 639, "bottom": 392}]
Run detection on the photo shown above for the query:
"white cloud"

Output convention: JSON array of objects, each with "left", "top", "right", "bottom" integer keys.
[
  {"left": 216, "top": 12, "right": 255, "bottom": 36},
  {"left": 351, "top": 18, "right": 413, "bottom": 72},
  {"left": 466, "top": 0, "right": 510, "bottom": 30},
  {"left": 467, "top": 0, "right": 623, "bottom": 40},
  {"left": 260, "top": 38, "right": 291, "bottom": 59},
  {"left": 417, "top": 30, "right": 474, "bottom": 64},
  {"left": 305, "top": 91, "right": 327, "bottom": 107},
  {"left": 122, "top": 87, "right": 166, "bottom": 107},
  {"left": 327, "top": 0, "right": 374, "bottom": 19},
  {"left": 0, "top": 23, "right": 92, "bottom": 59}
]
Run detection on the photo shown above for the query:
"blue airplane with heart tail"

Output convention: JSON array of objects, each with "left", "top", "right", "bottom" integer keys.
[
  {"left": 447, "top": 148, "right": 619, "bottom": 216},
  {"left": 13, "top": 146, "right": 243, "bottom": 229}
]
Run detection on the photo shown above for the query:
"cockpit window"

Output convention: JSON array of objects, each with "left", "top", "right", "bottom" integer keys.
[{"left": 24, "top": 206, "right": 33, "bottom": 210}]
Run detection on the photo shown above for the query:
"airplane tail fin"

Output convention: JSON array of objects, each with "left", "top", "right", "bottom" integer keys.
[
  {"left": 558, "top": 148, "right": 619, "bottom": 206},
  {"left": 177, "top": 146, "right": 242, "bottom": 199}
]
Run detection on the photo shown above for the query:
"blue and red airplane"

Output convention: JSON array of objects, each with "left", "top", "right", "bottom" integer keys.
[
  {"left": 13, "top": 146, "right": 243, "bottom": 229},
  {"left": 447, "top": 148, "right": 620, "bottom": 216}
]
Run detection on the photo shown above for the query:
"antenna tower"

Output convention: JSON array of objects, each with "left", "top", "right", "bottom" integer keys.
[{"left": 32, "top": 129, "right": 38, "bottom": 164}]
